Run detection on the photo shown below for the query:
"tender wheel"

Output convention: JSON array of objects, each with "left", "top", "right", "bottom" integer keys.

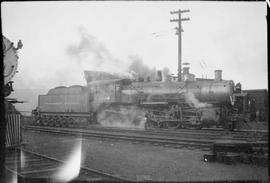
[{"left": 67, "top": 118, "right": 75, "bottom": 128}]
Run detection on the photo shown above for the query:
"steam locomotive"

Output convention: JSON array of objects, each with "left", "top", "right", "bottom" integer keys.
[{"left": 32, "top": 67, "right": 248, "bottom": 130}]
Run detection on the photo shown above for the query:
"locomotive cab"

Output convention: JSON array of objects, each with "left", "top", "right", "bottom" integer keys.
[{"left": 228, "top": 83, "right": 250, "bottom": 130}]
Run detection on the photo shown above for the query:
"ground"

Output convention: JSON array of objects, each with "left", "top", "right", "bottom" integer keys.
[{"left": 22, "top": 130, "right": 268, "bottom": 182}]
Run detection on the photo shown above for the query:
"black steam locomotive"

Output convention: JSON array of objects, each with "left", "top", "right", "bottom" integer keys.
[{"left": 32, "top": 67, "right": 249, "bottom": 130}]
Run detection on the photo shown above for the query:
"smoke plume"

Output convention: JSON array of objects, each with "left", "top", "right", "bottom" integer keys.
[
  {"left": 66, "top": 26, "right": 131, "bottom": 76},
  {"left": 127, "top": 55, "right": 157, "bottom": 81},
  {"left": 127, "top": 55, "right": 171, "bottom": 82}
]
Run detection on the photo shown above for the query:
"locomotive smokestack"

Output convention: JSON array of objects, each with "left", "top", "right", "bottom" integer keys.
[
  {"left": 214, "top": 70, "right": 222, "bottom": 81},
  {"left": 156, "top": 70, "right": 162, "bottom": 81},
  {"left": 183, "top": 67, "right": 190, "bottom": 75}
]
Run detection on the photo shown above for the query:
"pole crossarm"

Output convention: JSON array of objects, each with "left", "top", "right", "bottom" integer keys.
[
  {"left": 170, "top": 10, "right": 180, "bottom": 14},
  {"left": 181, "top": 18, "right": 190, "bottom": 21},
  {"left": 180, "top": 9, "right": 190, "bottom": 13},
  {"left": 170, "top": 19, "right": 179, "bottom": 22}
]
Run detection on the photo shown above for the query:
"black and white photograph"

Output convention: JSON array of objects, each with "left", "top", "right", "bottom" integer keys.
[{"left": 1, "top": 1, "right": 268, "bottom": 182}]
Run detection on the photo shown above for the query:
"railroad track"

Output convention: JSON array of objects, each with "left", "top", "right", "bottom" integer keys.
[
  {"left": 83, "top": 125, "right": 268, "bottom": 141},
  {"left": 23, "top": 115, "right": 268, "bottom": 138},
  {"left": 23, "top": 125, "right": 268, "bottom": 150},
  {"left": 4, "top": 147, "right": 129, "bottom": 182},
  {"left": 24, "top": 124, "right": 268, "bottom": 142}
]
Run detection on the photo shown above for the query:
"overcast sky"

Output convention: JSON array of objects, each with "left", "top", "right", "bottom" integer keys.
[{"left": 1, "top": 1, "right": 268, "bottom": 111}]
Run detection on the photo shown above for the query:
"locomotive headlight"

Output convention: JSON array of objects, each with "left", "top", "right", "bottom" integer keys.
[{"left": 106, "top": 96, "right": 110, "bottom": 100}]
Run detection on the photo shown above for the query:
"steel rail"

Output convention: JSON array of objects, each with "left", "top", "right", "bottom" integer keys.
[
  {"left": 84, "top": 125, "right": 268, "bottom": 136},
  {"left": 24, "top": 125, "right": 268, "bottom": 142},
  {"left": 23, "top": 125, "right": 225, "bottom": 149}
]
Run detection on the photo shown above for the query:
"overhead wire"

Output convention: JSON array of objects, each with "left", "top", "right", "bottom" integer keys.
[{"left": 149, "top": 28, "right": 175, "bottom": 38}]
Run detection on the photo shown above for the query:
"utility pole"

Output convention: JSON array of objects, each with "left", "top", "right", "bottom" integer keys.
[{"left": 170, "top": 9, "right": 190, "bottom": 82}]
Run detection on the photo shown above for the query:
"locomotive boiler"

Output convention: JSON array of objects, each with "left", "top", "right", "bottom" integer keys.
[
  {"left": 33, "top": 68, "right": 244, "bottom": 130},
  {"left": 86, "top": 69, "right": 235, "bottom": 129}
]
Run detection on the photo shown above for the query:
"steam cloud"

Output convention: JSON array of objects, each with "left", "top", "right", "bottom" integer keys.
[
  {"left": 89, "top": 81, "right": 147, "bottom": 129},
  {"left": 97, "top": 105, "right": 146, "bottom": 129},
  {"left": 184, "top": 92, "right": 219, "bottom": 123},
  {"left": 184, "top": 92, "right": 212, "bottom": 108}
]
